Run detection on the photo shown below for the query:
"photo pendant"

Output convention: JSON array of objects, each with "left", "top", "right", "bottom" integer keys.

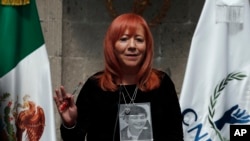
[
  {"left": 124, "top": 107, "right": 131, "bottom": 115},
  {"left": 119, "top": 102, "right": 153, "bottom": 141}
]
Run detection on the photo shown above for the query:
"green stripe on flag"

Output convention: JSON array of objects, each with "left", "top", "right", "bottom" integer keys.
[{"left": 0, "top": 0, "right": 44, "bottom": 77}]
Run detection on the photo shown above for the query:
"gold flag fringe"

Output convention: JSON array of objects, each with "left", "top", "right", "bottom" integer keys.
[{"left": 1, "top": 0, "right": 30, "bottom": 6}]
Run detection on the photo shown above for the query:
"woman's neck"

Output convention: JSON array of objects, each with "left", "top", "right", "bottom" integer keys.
[
  {"left": 120, "top": 66, "right": 140, "bottom": 85},
  {"left": 121, "top": 73, "right": 137, "bottom": 85}
]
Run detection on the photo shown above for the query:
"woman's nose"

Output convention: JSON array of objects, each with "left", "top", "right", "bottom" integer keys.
[{"left": 129, "top": 38, "right": 136, "bottom": 48}]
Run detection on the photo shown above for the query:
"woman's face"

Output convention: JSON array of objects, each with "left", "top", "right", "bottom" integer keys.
[{"left": 114, "top": 25, "right": 146, "bottom": 71}]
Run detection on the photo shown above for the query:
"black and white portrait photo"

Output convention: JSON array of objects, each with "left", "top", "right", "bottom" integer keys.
[{"left": 119, "top": 103, "right": 153, "bottom": 141}]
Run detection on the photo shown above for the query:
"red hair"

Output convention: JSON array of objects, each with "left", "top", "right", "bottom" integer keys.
[{"left": 96, "top": 13, "right": 161, "bottom": 91}]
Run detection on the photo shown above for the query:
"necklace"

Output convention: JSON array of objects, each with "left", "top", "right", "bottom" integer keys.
[{"left": 121, "top": 85, "right": 138, "bottom": 115}]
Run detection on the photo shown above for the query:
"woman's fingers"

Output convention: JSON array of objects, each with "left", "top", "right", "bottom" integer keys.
[
  {"left": 54, "top": 87, "right": 67, "bottom": 110},
  {"left": 54, "top": 89, "right": 60, "bottom": 104},
  {"left": 54, "top": 86, "right": 76, "bottom": 112},
  {"left": 55, "top": 86, "right": 68, "bottom": 102},
  {"left": 60, "top": 86, "right": 67, "bottom": 98},
  {"left": 54, "top": 88, "right": 62, "bottom": 102}
]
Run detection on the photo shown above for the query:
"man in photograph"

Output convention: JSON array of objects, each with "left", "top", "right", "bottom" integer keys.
[{"left": 120, "top": 105, "right": 153, "bottom": 141}]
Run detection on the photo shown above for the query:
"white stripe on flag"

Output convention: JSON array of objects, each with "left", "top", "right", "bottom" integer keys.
[{"left": 0, "top": 45, "right": 56, "bottom": 141}]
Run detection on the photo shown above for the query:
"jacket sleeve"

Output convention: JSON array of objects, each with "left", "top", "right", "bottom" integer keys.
[
  {"left": 60, "top": 122, "right": 86, "bottom": 141},
  {"left": 164, "top": 74, "right": 184, "bottom": 141}
]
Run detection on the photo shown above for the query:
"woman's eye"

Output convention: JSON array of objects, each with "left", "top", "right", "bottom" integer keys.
[
  {"left": 119, "top": 37, "right": 128, "bottom": 42},
  {"left": 136, "top": 38, "right": 144, "bottom": 43}
]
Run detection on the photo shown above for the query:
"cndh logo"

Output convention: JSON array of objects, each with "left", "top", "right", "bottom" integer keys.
[
  {"left": 182, "top": 72, "right": 250, "bottom": 141},
  {"left": 182, "top": 106, "right": 250, "bottom": 141}
]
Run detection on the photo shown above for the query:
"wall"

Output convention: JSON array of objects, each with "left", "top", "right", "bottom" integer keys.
[{"left": 37, "top": 0, "right": 205, "bottom": 140}]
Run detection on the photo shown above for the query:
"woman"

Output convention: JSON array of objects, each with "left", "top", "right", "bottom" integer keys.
[{"left": 54, "top": 13, "right": 183, "bottom": 141}]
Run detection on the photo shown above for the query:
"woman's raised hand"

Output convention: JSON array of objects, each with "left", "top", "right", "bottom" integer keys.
[{"left": 54, "top": 86, "right": 78, "bottom": 127}]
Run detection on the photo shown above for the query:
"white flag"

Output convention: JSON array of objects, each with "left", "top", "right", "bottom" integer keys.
[
  {"left": 179, "top": 0, "right": 250, "bottom": 140},
  {"left": 0, "top": 0, "right": 56, "bottom": 140}
]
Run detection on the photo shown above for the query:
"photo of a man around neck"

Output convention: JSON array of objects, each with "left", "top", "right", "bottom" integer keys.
[{"left": 119, "top": 103, "right": 153, "bottom": 141}]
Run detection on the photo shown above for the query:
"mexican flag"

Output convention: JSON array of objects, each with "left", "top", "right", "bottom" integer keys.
[
  {"left": 0, "top": 0, "right": 56, "bottom": 140},
  {"left": 180, "top": 0, "right": 250, "bottom": 140}
]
